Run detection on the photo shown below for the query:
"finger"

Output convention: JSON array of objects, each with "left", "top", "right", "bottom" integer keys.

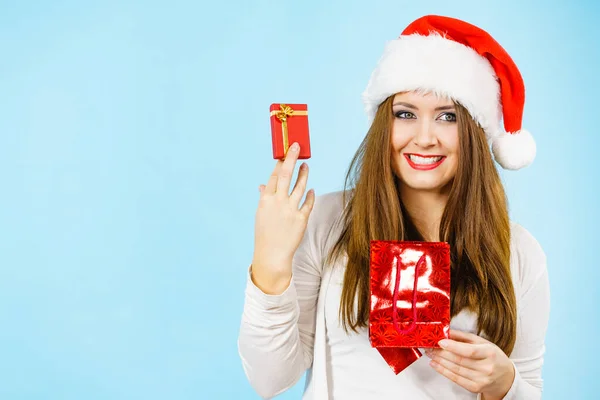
[
  {"left": 264, "top": 160, "right": 284, "bottom": 194},
  {"left": 290, "top": 162, "right": 309, "bottom": 207},
  {"left": 276, "top": 142, "right": 300, "bottom": 195},
  {"left": 449, "top": 329, "right": 488, "bottom": 344},
  {"left": 425, "top": 348, "right": 480, "bottom": 370},
  {"left": 429, "top": 359, "right": 480, "bottom": 393},
  {"left": 430, "top": 356, "right": 480, "bottom": 381},
  {"left": 299, "top": 188, "right": 315, "bottom": 218},
  {"left": 439, "top": 339, "right": 489, "bottom": 360}
]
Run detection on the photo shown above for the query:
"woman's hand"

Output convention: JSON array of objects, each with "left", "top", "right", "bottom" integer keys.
[
  {"left": 425, "top": 330, "right": 515, "bottom": 399},
  {"left": 251, "top": 142, "right": 315, "bottom": 295}
]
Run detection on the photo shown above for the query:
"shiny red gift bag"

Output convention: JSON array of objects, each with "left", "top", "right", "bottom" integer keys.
[
  {"left": 269, "top": 103, "right": 311, "bottom": 160},
  {"left": 369, "top": 240, "right": 451, "bottom": 374}
]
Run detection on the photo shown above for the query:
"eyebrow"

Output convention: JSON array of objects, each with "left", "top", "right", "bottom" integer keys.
[{"left": 393, "top": 102, "right": 455, "bottom": 111}]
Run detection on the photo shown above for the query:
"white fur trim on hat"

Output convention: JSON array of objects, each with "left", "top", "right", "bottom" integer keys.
[
  {"left": 362, "top": 32, "right": 502, "bottom": 136},
  {"left": 491, "top": 129, "right": 536, "bottom": 170}
]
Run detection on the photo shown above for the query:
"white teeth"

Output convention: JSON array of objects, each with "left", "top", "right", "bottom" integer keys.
[{"left": 408, "top": 155, "right": 443, "bottom": 165}]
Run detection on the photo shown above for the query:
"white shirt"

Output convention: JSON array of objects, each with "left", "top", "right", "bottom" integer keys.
[{"left": 238, "top": 191, "right": 550, "bottom": 399}]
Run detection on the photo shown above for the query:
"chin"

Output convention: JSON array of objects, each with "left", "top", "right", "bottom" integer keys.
[
  {"left": 394, "top": 167, "right": 454, "bottom": 192},
  {"left": 393, "top": 157, "right": 455, "bottom": 193},
  {"left": 400, "top": 179, "right": 452, "bottom": 192}
]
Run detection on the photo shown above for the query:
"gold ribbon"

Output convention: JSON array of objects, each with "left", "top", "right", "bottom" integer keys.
[{"left": 270, "top": 104, "right": 308, "bottom": 156}]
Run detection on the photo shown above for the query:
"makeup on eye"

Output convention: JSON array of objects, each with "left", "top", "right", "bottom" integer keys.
[
  {"left": 393, "top": 110, "right": 457, "bottom": 121},
  {"left": 394, "top": 110, "right": 417, "bottom": 119},
  {"left": 438, "top": 112, "right": 457, "bottom": 122}
]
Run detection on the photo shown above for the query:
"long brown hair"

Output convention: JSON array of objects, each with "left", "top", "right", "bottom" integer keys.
[{"left": 327, "top": 93, "right": 517, "bottom": 355}]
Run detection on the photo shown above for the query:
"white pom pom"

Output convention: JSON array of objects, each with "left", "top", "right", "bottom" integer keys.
[{"left": 491, "top": 129, "right": 536, "bottom": 170}]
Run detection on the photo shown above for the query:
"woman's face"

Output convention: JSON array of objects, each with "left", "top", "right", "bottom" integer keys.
[{"left": 391, "top": 91, "right": 460, "bottom": 193}]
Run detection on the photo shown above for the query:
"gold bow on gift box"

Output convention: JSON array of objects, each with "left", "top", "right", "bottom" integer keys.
[{"left": 270, "top": 104, "right": 308, "bottom": 156}]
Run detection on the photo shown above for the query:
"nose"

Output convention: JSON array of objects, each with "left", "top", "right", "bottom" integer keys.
[{"left": 413, "top": 120, "right": 437, "bottom": 147}]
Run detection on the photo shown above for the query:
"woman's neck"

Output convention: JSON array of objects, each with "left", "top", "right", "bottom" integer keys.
[{"left": 400, "top": 187, "right": 449, "bottom": 242}]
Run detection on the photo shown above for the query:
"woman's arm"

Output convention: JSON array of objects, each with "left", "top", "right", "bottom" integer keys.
[
  {"left": 237, "top": 197, "right": 326, "bottom": 399},
  {"left": 502, "top": 226, "right": 551, "bottom": 399}
]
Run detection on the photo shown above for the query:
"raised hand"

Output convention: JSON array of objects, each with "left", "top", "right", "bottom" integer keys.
[{"left": 251, "top": 142, "right": 316, "bottom": 295}]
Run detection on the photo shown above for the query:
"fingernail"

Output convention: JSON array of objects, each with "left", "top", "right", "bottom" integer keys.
[
  {"left": 291, "top": 142, "right": 299, "bottom": 151},
  {"left": 300, "top": 162, "right": 307, "bottom": 170},
  {"left": 438, "top": 339, "right": 448, "bottom": 348}
]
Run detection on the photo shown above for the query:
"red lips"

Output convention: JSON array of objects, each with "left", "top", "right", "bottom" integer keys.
[{"left": 404, "top": 154, "right": 446, "bottom": 171}]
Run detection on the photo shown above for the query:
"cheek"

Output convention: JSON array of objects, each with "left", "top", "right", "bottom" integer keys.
[
  {"left": 442, "top": 126, "right": 460, "bottom": 153},
  {"left": 390, "top": 126, "right": 410, "bottom": 174},
  {"left": 440, "top": 128, "right": 460, "bottom": 174},
  {"left": 391, "top": 122, "right": 412, "bottom": 152}
]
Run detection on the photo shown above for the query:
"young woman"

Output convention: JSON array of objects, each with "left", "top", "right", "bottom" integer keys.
[{"left": 238, "top": 15, "right": 550, "bottom": 400}]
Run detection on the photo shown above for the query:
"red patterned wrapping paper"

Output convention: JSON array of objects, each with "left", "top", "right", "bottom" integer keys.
[
  {"left": 369, "top": 240, "right": 451, "bottom": 374},
  {"left": 270, "top": 103, "right": 311, "bottom": 160}
]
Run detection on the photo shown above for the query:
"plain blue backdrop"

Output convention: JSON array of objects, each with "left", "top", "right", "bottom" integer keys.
[{"left": 1, "top": 0, "right": 598, "bottom": 398}]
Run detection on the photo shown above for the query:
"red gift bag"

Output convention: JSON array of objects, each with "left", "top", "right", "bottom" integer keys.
[
  {"left": 369, "top": 240, "right": 451, "bottom": 374},
  {"left": 269, "top": 103, "right": 311, "bottom": 160}
]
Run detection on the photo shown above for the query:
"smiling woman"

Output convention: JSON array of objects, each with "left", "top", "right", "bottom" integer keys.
[
  {"left": 391, "top": 92, "right": 460, "bottom": 193},
  {"left": 238, "top": 14, "right": 549, "bottom": 400}
]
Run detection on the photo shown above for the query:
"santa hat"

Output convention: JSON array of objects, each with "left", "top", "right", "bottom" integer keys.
[{"left": 362, "top": 15, "right": 536, "bottom": 170}]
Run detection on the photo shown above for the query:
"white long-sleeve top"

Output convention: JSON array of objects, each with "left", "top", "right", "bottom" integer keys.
[{"left": 238, "top": 191, "right": 550, "bottom": 399}]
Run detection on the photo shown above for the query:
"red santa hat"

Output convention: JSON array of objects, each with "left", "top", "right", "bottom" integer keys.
[{"left": 362, "top": 15, "right": 536, "bottom": 170}]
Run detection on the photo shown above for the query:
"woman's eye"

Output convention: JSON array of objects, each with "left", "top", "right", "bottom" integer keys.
[
  {"left": 395, "top": 111, "right": 416, "bottom": 119},
  {"left": 439, "top": 112, "right": 457, "bottom": 122}
]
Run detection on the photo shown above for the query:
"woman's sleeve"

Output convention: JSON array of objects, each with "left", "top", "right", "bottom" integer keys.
[
  {"left": 500, "top": 226, "right": 551, "bottom": 400},
  {"left": 237, "top": 197, "right": 327, "bottom": 399}
]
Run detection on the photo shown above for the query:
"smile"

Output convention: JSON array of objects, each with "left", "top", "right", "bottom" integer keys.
[{"left": 404, "top": 154, "right": 446, "bottom": 170}]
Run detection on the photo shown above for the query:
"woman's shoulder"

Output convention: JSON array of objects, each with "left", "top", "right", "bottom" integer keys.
[
  {"left": 310, "top": 190, "right": 348, "bottom": 223},
  {"left": 302, "top": 190, "right": 348, "bottom": 257},
  {"left": 508, "top": 221, "right": 548, "bottom": 294}
]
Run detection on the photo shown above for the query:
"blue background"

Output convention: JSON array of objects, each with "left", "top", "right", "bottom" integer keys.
[{"left": 1, "top": 0, "right": 598, "bottom": 398}]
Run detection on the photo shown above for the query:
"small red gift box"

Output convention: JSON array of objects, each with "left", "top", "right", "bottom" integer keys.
[
  {"left": 270, "top": 103, "right": 311, "bottom": 160},
  {"left": 369, "top": 240, "right": 451, "bottom": 374}
]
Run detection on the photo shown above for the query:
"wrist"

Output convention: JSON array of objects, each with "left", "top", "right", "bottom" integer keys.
[
  {"left": 482, "top": 361, "right": 515, "bottom": 400},
  {"left": 250, "top": 263, "right": 292, "bottom": 295}
]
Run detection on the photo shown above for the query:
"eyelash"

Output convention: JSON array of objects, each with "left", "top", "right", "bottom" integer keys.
[{"left": 394, "top": 111, "right": 457, "bottom": 122}]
